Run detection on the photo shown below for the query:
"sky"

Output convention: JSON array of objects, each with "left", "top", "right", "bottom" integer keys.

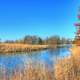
[{"left": 0, "top": 0, "right": 80, "bottom": 41}]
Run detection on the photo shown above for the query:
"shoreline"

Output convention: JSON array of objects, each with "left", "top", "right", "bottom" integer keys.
[{"left": 0, "top": 43, "right": 69, "bottom": 54}]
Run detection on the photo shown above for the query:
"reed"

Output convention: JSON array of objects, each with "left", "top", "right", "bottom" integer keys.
[
  {"left": 0, "top": 43, "right": 48, "bottom": 53},
  {"left": 54, "top": 46, "right": 80, "bottom": 80}
]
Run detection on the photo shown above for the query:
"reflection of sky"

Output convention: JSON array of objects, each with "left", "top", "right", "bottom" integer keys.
[
  {"left": 58, "top": 47, "right": 71, "bottom": 58},
  {"left": 0, "top": 47, "right": 71, "bottom": 71},
  {"left": 0, "top": 55, "right": 23, "bottom": 70}
]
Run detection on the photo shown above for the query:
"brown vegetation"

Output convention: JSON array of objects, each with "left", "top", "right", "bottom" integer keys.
[
  {"left": 54, "top": 46, "right": 80, "bottom": 80},
  {"left": 0, "top": 43, "right": 48, "bottom": 53}
]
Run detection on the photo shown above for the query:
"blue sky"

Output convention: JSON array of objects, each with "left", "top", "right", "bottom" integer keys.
[{"left": 0, "top": 0, "right": 80, "bottom": 40}]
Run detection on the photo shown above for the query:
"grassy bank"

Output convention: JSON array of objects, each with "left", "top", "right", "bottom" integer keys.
[
  {"left": 54, "top": 46, "right": 80, "bottom": 80},
  {"left": 0, "top": 42, "right": 70, "bottom": 54},
  {"left": 0, "top": 43, "right": 48, "bottom": 53}
]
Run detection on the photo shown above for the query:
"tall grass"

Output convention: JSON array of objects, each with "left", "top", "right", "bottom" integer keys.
[
  {"left": 54, "top": 48, "right": 80, "bottom": 80},
  {"left": 0, "top": 43, "right": 48, "bottom": 53}
]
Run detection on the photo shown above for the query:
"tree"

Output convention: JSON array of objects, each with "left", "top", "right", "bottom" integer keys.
[
  {"left": 38, "top": 37, "right": 43, "bottom": 44},
  {"left": 23, "top": 35, "right": 33, "bottom": 44},
  {"left": 23, "top": 35, "right": 43, "bottom": 44}
]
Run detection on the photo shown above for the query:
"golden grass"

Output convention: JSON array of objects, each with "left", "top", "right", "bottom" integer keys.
[
  {"left": 54, "top": 46, "right": 80, "bottom": 80},
  {"left": 0, "top": 43, "right": 48, "bottom": 53}
]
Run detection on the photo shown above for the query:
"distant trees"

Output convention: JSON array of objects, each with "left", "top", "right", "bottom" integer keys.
[
  {"left": 0, "top": 35, "right": 71, "bottom": 45},
  {"left": 23, "top": 35, "right": 43, "bottom": 44},
  {"left": 23, "top": 35, "right": 33, "bottom": 44},
  {"left": 45, "top": 36, "right": 57, "bottom": 45},
  {"left": 61, "top": 38, "right": 71, "bottom": 44},
  {"left": 0, "top": 39, "right": 1, "bottom": 43},
  {"left": 4, "top": 40, "right": 15, "bottom": 43}
]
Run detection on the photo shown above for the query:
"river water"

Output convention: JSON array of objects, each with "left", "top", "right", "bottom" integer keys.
[{"left": 0, "top": 46, "right": 71, "bottom": 76}]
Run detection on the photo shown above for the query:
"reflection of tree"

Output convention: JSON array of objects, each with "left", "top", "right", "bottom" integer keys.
[{"left": 49, "top": 48, "right": 60, "bottom": 58}]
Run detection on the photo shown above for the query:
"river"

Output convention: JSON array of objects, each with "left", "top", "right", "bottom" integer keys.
[{"left": 0, "top": 46, "right": 71, "bottom": 76}]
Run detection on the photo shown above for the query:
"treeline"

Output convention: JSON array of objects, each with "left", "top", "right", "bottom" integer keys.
[{"left": 0, "top": 35, "right": 71, "bottom": 45}]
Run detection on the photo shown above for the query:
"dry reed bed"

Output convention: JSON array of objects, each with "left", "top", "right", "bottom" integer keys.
[
  {"left": 54, "top": 46, "right": 80, "bottom": 80},
  {"left": 0, "top": 43, "right": 48, "bottom": 53}
]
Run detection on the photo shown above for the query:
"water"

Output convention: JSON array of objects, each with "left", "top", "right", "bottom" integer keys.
[{"left": 0, "top": 46, "right": 71, "bottom": 75}]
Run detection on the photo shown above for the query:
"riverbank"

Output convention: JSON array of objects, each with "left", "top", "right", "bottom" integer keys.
[
  {"left": 54, "top": 46, "right": 80, "bottom": 80},
  {"left": 0, "top": 44, "right": 74, "bottom": 80},
  {"left": 0, "top": 43, "right": 49, "bottom": 53},
  {"left": 0, "top": 43, "right": 70, "bottom": 54}
]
